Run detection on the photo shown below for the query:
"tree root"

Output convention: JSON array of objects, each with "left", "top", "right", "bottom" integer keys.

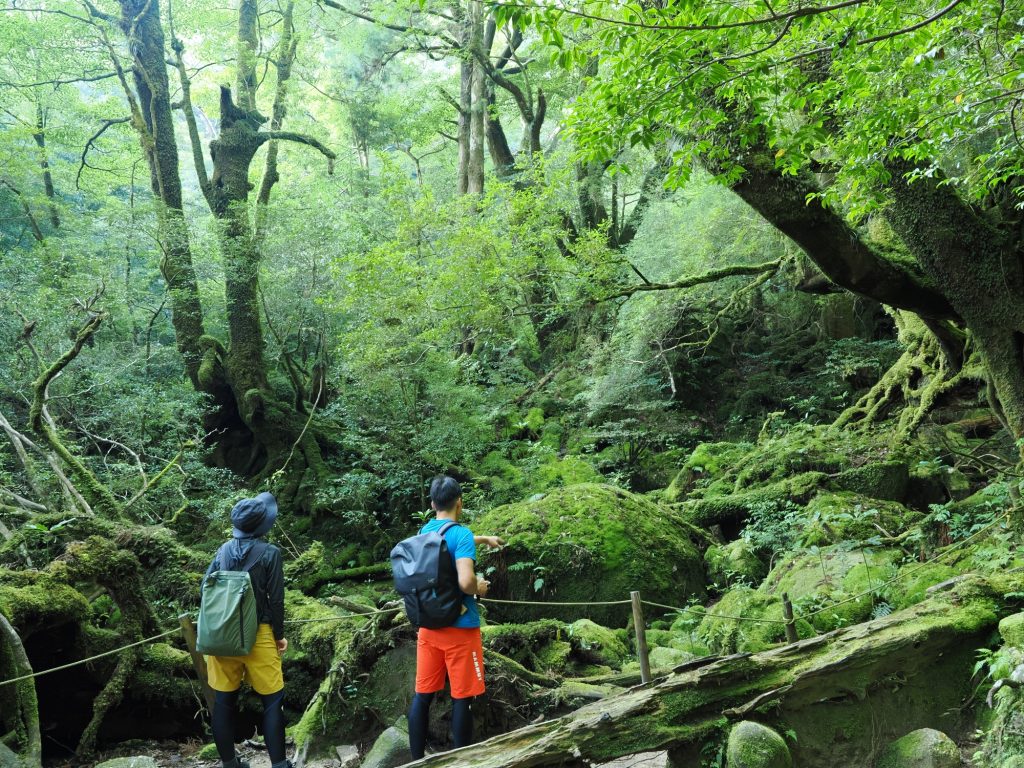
[
  {"left": 0, "top": 610, "right": 41, "bottom": 768},
  {"left": 834, "top": 312, "right": 982, "bottom": 437}
]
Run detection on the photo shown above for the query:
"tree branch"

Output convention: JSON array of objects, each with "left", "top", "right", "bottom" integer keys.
[
  {"left": 76, "top": 117, "right": 131, "bottom": 189},
  {"left": 256, "top": 131, "right": 336, "bottom": 172},
  {"left": 597, "top": 259, "right": 781, "bottom": 302}
]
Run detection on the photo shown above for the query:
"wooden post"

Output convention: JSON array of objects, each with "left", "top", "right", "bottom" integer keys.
[
  {"left": 179, "top": 614, "right": 215, "bottom": 712},
  {"left": 630, "top": 591, "right": 651, "bottom": 684},
  {"left": 782, "top": 593, "right": 798, "bottom": 644}
]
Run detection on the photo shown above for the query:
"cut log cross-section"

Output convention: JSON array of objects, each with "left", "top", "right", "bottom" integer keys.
[{"left": 409, "top": 580, "right": 1005, "bottom": 768}]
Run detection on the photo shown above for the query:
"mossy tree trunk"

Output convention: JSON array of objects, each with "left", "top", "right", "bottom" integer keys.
[
  {"left": 113, "top": 0, "right": 208, "bottom": 387},
  {"left": 0, "top": 611, "right": 41, "bottom": 768},
  {"left": 884, "top": 161, "right": 1024, "bottom": 449}
]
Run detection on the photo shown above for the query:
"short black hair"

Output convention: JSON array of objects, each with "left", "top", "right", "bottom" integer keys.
[{"left": 430, "top": 475, "right": 462, "bottom": 511}]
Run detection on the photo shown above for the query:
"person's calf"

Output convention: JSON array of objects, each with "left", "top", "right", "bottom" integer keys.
[
  {"left": 408, "top": 691, "right": 436, "bottom": 759},
  {"left": 451, "top": 696, "right": 474, "bottom": 748}
]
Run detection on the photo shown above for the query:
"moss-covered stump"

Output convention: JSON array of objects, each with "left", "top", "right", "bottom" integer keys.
[
  {"left": 474, "top": 484, "right": 705, "bottom": 627},
  {"left": 726, "top": 721, "right": 793, "bottom": 768},
  {"left": 760, "top": 546, "right": 901, "bottom": 632},
  {"left": 875, "top": 728, "right": 960, "bottom": 768},
  {"left": 705, "top": 540, "right": 767, "bottom": 590},
  {"left": 402, "top": 577, "right": 1002, "bottom": 768}
]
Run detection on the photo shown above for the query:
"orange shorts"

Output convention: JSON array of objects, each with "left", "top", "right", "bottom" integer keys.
[{"left": 415, "top": 626, "right": 486, "bottom": 699}]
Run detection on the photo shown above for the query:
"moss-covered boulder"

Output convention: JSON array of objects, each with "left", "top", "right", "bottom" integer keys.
[
  {"left": 474, "top": 484, "right": 705, "bottom": 626},
  {"left": 648, "top": 645, "right": 694, "bottom": 670},
  {"left": 705, "top": 539, "right": 767, "bottom": 589},
  {"left": 684, "top": 472, "right": 826, "bottom": 529},
  {"left": 876, "top": 728, "right": 960, "bottom": 768},
  {"left": 1000, "top": 613, "right": 1024, "bottom": 648},
  {"left": 726, "top": 721, "right": 793, "bottom": 768},
  {"left": 887, "top": 562, "right": 959, "bottom": 610},
  {"left": 567, "top": 619, "right": 629, "bottom": 667},
  {"left": 695, "top": 586, "right": 814, "bottom": 654},
  {"left": 760, "top": 546, "right": 900, "bottom": 632}
]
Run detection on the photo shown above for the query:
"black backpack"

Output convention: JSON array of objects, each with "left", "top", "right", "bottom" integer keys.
[{"left": 390, "top": 521, "right": 464, "bottom": 628}]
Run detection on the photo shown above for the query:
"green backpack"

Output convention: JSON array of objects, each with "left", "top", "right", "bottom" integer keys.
[{"left": 196, "top": 541, "right": 268, "bottom": 657}]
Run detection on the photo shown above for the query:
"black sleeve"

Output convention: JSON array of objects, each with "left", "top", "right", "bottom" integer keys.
[
  {"left": 202, "top": 547, "right": 220, "bottom": 584},
  {"left": 266, "top": 546, "right": 285, "bottom": 641}
]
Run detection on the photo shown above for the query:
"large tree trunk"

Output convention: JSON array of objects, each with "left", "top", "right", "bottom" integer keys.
[
  {"left": 884, "top": 161, "right": 1024, "bottom": 444},
  {"left": 409, "top": 580, "right": 1002, "bottom": 768},
  {"left": 730, "top": 151, "right": 957, "bottom": 322},
  {"left": 116, "top": 0, "right": 207, "bottom": 386},
  {"left": 466, "top": 1, "right": 486, "bottom": 195}
]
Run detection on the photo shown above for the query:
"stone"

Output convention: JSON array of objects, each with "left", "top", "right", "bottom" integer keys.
[
  {"left": 334, "top": 744, "right": 359, "bottom": 768},
  {"left": 876, "top": 728, "right": 961, "bottom": 768},
  {"left": 726, "top": 721, "right": 793, "bottom": 768},
  {"left": 0, "top": 743, "right": 20, "bottom": 768},
  {"left": 704, "top": 539, "right": 767, "bottom": 589},
  {"left": 94, "top": 759, "right": 159, "bottom": 768},
  {"left": 569, "top": 618, "right": 629, "bottom": 667},
  {"left": 360, "top": 721, "right": 412, "bottom": 768},
  {"left": 1000, "top": 612, "right": 1024, "bottom": 648}
]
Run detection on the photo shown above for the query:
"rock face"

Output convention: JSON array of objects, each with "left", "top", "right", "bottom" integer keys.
[
  {"left": 726, "top": 721, "right": 793, "bottom": 768},
  {"left": 473, "top": 484, "right": 706, "bottom": 626},
  {"left": 875, "top": 728, "right": 961, "bottom": 768}
]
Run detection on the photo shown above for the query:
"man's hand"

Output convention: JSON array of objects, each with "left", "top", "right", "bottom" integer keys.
[
  {"left": 276, "top": 638, "right": 288, "bottom": 655},
  {"left": 476, "top": 578, "right": 490, "bottom": 598},
  {"left": 475, "top": 535, "right": 505, "bottom": 549}
]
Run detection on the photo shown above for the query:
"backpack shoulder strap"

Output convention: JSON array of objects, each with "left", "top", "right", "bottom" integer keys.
[
  {"left": 438, "top": 521, "right": 461, "bottom": 537},
  {"left": 238, "top": 541, "right": 269, "bottom": 573}
]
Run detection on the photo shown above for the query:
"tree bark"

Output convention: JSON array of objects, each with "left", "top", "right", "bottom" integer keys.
[
  {"left": 466, "top": 1, "right": 486, "bottom": 195},
  {"left": 0, "top": 611, "right": 42, "bottom": 768},
  {"left": 32, "top": 103, "right": 59, "bottom": 230}
]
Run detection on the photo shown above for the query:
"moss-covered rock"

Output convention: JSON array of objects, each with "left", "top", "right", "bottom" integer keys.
[
  {"left": 648, "top": 645, "right": 694, "bottom": 670},
  {"left": 726, "top": 721, "right": 793, "bottom": 768},
  {"left": 567, "top": 619, "right": 629, "bottom": 667},
  {"left": 760, "top": 546, "right": 900, "bottom": 632},
  {"left": 474, "top": 484, "right": 705, "bottom": 626},
  {"left": 876, "top": 728, "right": 960, "bottom": 768},
  {"left": 684, "top": 472, "right": 826, "bottom": 529},
  {"left": 704, "top": 539, "right": 767, "bottom": 589},
  {"left": 0, "top": 569, "right": 90, "bottom": 636},
  {"left": 887, "top": 562, "right": 959, "bottom": 610},
  {"left": 696, "top": 587, "right": 813, "bottom": 654},
  {"left": 801, "top": 493, "right": 919, "bottom": 547},
  {"left": 831, "top": 461, "right": 910, "bottom": 502},
  {"left": 1000, "top": 613, "right": 1024, "bottom": 648}
]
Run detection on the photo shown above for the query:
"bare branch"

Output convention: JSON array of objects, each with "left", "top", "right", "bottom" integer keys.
[
  {"left": 256, "top": 131, "right": 336, "bottom": 172},
  {"left": 76, "top": 117, "right": 131, "bottom": 188}
]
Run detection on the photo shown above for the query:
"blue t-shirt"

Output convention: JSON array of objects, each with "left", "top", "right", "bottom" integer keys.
[{"left": 420, "top": 518, "right": 479, "bottom": 628}]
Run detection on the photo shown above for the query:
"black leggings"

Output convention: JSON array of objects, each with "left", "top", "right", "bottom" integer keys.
[
  {"left": 212, "top": 689, "right": 288, "bottom": 766},
  {"left": 407, "top": 691, "right": 473, "bottom": 760}
]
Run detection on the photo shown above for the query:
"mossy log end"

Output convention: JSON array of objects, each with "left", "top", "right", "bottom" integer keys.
[{"left": 410, "top": 578, "right": 1006, "bottom": 768}]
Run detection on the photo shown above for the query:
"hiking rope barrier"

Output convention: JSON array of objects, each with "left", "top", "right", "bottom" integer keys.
[
  {"left": 480, "top": 597, "right": 632, "bottom": 607},
  {"left": 0, "top": 627, "right": 179, "bottom": 688},
  {"left": 0, "top": 513, "right": 1011, "bottom": 690}
]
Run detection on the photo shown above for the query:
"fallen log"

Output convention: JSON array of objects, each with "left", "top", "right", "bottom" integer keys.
[{"left": 411, "top": 576, "right": 1011, "bottom": 768}]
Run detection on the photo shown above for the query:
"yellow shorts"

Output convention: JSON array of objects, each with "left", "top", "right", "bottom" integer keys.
[{"left": 206, "top": 623, "right": 283, "bottom": 695}]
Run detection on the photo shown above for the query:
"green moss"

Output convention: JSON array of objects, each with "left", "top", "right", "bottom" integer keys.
[
  {"left": 726, "top": 721, "right": 793, "bottom": 768},
  {"left": 535, "top": 640, "right": 572, "bottom": 672},
  {"left": 474, "top": 484, "right": 706, "bottom": 626},
  {"left": 0, "top": 569, "right": 89, "bottom": 635},
  {"left": 665, "top": 442, "right": 753, "bottom": 502},
  {"left": 876, "top": 728, "right": 960, "bottom": 768},
  {"left": 887, "top": 562, "right": 958, "bottom": 609},
  {"left": 760, "top": 546, "right": 899, "bottom": 632},
  {"left": 197, "top": 743, "right": 220, "bottom": 760},
  {"left": 696, "top": 587, "right": 813, "bottom": 654},
  {"left": 568, "top": 619, "right": 629, "bottom": 667},
  {"left": 831, "top": 461, "right": 910, "bottom": 502},
  {"left": 685, "top": 472, "right": 827, "bottom": 528},
  {"left": 1000, "top": 613, "right": 1024, "bottom": 648},
  {"left": 800, "top": 493, "right": 919, "bottom": 547},
  {"left": 705, "top": 540, "right": 768, "bottom": 590}
]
